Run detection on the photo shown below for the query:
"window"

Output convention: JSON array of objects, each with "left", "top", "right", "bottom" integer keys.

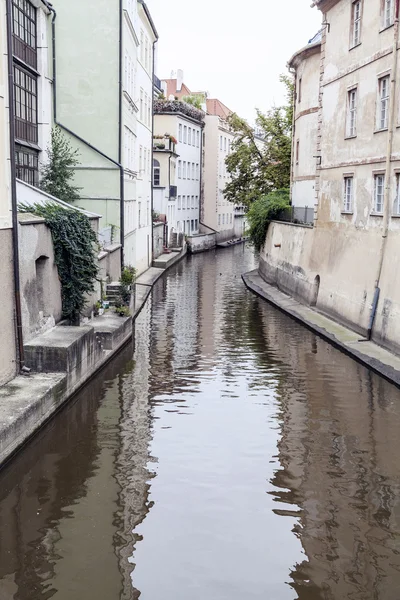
[
  {"left": 224, "top": 137, "right": 227, "bottom": 152},
  {"left": 195, "top": 219, "right": 198, "bottom": 230},
  {"left": 222, "top": 214, "right": 225, "bottom": 225},
  {"left": 191, "top": 195, "right": 195, "bottom": 208},
  {"left": 343, "top": 176, "right": 354, "bottom": 212},
  {"left": 14, "top": 65, "right": 37, "bottom": 143},
  {"left": 298, "top": 78, "right": 302, "bottom": 103},
  {"left": 192, "top": 163, "right": 195, "bottom": 180},
  {"left": 395, "top": 174, "right": 400, "bottom": 214},
  {"left": 153, "top": 159, "right": 160, "bottom": 186},
  {"left": 383, "top": 0, "right": 394, "bottom": 28},
  {"left": 196, "top": 195, "right": 199, "bottom": 207},
  {"left": 15, "top": 144, "right": 38, "bottom": 185},
  {"left": 179, "top": 124, "right": 182, "bottom": 142},
  {"left": 352, "top": 1, "right": 362, "bottom": 46},
  {"left": 218, "top": 214, "right": 221, "bottom": 226},
  {"left": 220, "top": 136, "right": 223, "bottom": 150},
  {"left": 178, "top": 160, "right": 182, "bottom": 178},
  {"left": 139, "top": 145, "right": 143, "bottom": 173},
  {"left": 124, "top": 53, "right": 135, "bottom": 99},
  {"left": 196, "top": 163, "right": 199, "bottom": 180},
  {"left": 197, "top": 131, "right": 200, "bottom": 147},
  {"left": 228, "top": 140, "right": 231, "bottom": 153},
  {"left": 147, "top": 95, "right": 151, "bottom": 127},
  {"left": 144, "top": 94, "right": 148, "bottom": 125},
  {"left": 12, "top": 0, "right": 37, "bottom": 69},
  {"left": 188, "top": 127, "right": 191, "bottom": 145},
  {"left": 184, "top": 126, "right": 187, "bottom": 143},
  {"left": 191, "top": 219, "right": 194, "bottom": 232},
  {"left": 178, "top": 195, "right": 182, "bottom": 209},
  {"left": 347, "top": 88, "right": 357, "bottom": 137},
  {"left": 183, "top": 161, "right": 186, "bottom": 179},
  {"left": 378, "top": 76, "right": 390, "bottom": 130},
  {"left": 230, "top": 213, "right": 233, "bottom": 224},
  {"left": 140, "top": 30, "right": 144, "bottom": 63},
  {"left": 296, "top": 140, "right": 300, "bottom": 164},
  {"left": 144, "top": 37, "right": 148, "bottom": 70},
  {"left": 374, "top": 174, "right": 385, "bottom": 212},
  {"left": 143, "top": 147, "right": 147, "bottom": 175},
  {"left": 138, "top": 201, "right": 142, "bottom": 228},
  {"left": 140, "top": 88, "right": 144, "bottom": 121},
  {"left": 182, "top": 195, "right": 186, "bottom": 209}
]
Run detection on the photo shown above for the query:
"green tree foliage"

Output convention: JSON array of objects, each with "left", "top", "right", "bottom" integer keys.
[
  {"left": 225, "top": 75, "right": 294, "bottom": 209},
  {"left": 40, "top": 126, "right": 81, "bottom": 203},
  {"left": 246, "top": 189, "right": 290, "bottom": 251},
  {"left": 182, "top": 94, "right": 205, "bottom": 110},
  {"left": 19, "top": 202, "right": 98, "bottom": 324}
]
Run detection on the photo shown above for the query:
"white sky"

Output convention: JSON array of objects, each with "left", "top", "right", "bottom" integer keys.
[{"left": 148, "top": 0, "right": 322, "bottom": 122}]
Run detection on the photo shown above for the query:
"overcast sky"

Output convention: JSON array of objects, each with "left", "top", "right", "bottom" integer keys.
[{"left": 148, "top": 0, "right": 322, "bottom": 123}]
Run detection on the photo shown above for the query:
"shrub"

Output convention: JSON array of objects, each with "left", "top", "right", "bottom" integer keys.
[{"left": 246, "top": 189, "right": 290, "bottom": 252}]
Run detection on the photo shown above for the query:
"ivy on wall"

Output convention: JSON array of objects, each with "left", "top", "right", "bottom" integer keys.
[{"left": 19, "top": 202, "right": 98, "bottom": 324}]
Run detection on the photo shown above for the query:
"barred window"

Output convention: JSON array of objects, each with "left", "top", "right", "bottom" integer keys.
[
  {"left": 12, "top": 0, "right": 37, "bottom": 68},
  {"left": 14, "top": 65, "right": 38, "bottom": 143},
  {"left": 15, "top": 145, "right": 38, "bottom": 186}
]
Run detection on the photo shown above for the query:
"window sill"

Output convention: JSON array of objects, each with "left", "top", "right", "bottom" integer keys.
[
  {"left": 374, "top": 128, "right": 388, "bottom": 134},
  {"left": 370, "top": 212, "right": 384, "bottom": 217},
  {"left": 344, "top": 135, "right": 357, "bottom": 140},
  {"left": 349, "top": 42, "right": 362, "bottom": 51},
  {"left": 379, "top": 23, "right": 394, "bottom": 33},
  {"left": 341, "top": 210, "right": 354, "bottom": 215},
  {"left": 391, "top": 213, "right": 400, "bottom": 218}
]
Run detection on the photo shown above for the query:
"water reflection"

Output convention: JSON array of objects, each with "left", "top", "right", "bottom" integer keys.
[{"left": 0, "top": 246, "right": 400, "bottom": 599}]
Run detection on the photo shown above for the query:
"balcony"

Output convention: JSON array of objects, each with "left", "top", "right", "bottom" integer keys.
[
  {"left": 277, "top": 206, "right": 314, "bottom": 226},
  {"left": 153, "top": 135, "right": 177, "bottom": 154}
]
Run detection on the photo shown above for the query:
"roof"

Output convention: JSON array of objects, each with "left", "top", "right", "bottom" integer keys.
[
  {"left": 287, "top": 31, "right": 322, "bottom": 69},
  {"left": 163, "top": 79, "right": 192, "bottom": 99},
  {"left": 206, "top": 99, "right": 233, "bottom": 119}
]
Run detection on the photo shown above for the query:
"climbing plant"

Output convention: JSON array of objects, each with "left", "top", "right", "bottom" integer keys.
[
  {"left": 40, "top": 126, "right": 81, "bottom": 203},
  {"left": 246, "top": 189, "right": 290, "bottom": 251},
  {"left": 19, "top": 202, "right": 98, "bottom": 324}
]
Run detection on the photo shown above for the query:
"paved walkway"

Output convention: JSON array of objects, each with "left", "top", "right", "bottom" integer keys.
[{"left": 243, "top": 269, "right": 400, "bottom": 386}]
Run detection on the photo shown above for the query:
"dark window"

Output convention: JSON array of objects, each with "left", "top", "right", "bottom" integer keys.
[
  {"left": 153, "top": 159, "right": 160, "bottom": 186},
  {"left": 298, "top": 78, "right": 302, "bottom": 103},
  {"left": 15, "top": 144, "right": 38, "bottom": 186},
  {"left": 12, "top": 0, "right": 37, "bottom": 69},
  {"left": 14, "top": 65, "right": 38, "bottom": 143}
]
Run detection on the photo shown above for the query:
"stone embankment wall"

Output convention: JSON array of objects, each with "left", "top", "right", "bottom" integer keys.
[{"left": 259, "top": 221, "right": 400, "bottom": 355}]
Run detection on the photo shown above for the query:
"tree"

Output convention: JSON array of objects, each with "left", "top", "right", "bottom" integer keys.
[
  {"left": 224, "top": 75, "right": 294, "bottom": 209},
  {"left": 182, "top": 94, "right": 205, "bottom": 110},
  {"left": 246, "top": 189, "right": 290, "bottom": 251},
  {"left": 40, "top": 126, "right": 81, "bottom": 203}
]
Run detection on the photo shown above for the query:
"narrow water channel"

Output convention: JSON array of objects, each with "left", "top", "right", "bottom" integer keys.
[{"left": 1, "top": 246, "right": 400, "bottom": 600}]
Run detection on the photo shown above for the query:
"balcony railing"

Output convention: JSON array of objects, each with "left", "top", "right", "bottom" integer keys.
[
  {"left": 153, "top": 136, "right": 177, "bottom": 153},
  {"left": 277, "top": 206, "right": 314, "bottom": 226}
]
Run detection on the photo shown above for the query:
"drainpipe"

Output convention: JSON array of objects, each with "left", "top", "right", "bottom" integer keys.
[
  {"left": 288, "top": 66, "right": 297, "bottom": 207},
  {"left": 367, "top": 2, "right": 400, "bottom": 340},
  {"left": 6, "top": 0, "right": 25, "bottom": 371},
  {"left": 45, "top": 4, "right": 125, "bottom": 268},
  {"left": 151, "top": 41, "right": 157, "bottom": 265}
]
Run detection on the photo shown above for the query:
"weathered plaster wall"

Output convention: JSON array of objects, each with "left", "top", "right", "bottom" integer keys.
[
  {"left": 153, "top": 222, "right": 164, "bottom": 259},
  {"left": 0, "top": 230, "right": 17, "bottom": 385},
  {"left": 187, "top": 233, "right": 216, "bottom": 254}
]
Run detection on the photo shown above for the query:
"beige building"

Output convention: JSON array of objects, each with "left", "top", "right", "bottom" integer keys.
[
  {"left": 259, "top": 0, "right": 400, "bottom": 355},
  {"left": 203, "top": 99, "right": 236, "bottom": 241}
]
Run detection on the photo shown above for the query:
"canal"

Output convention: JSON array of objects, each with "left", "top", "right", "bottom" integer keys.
[{"left": 1, "top": 245, "right": 400, "bottom": 599}]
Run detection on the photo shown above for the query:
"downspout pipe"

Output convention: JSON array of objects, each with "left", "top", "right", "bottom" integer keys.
[
  {"left": 151, "top": 41, "right": 156, "bottom": 265},
  {"left": 6, "top": 0, "right": 25, "bottom": 371},
  {"left": 367, "top": 2, "right": 400, "bottom": 340},
  {"left": 46, "top": 4, "right": 125, "bottom": 268}
]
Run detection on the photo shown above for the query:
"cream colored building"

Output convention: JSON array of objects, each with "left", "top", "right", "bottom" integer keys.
[
  {"left": 259, "top": 0, "right": 400, "bottom": 355},
  {"left": 203, "top": 99, "right": 236, "bottom": 241}
]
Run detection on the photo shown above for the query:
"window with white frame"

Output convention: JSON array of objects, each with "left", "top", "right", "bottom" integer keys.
[
  {"left": 179, "top": 124, "right": 182, "bottom": 142},
  {"left": 178, "top": 160, "right": 182, "bottom": 178},
  {"left": 218, "top": 214, "right": 221, "bottom": 226},
  {"left": 153, "top": 159, "right": 160, "bottom": 186},
  {"left": 196, "top": 163, "right": 199, "bottom": 179},
  {"left": 197, "top": 131, "right": 200, "bottom": 147},
  {"left": 140, "top": 31, "right": 144, "bottom": 63},
  {"left": 192, "top": 163, "right": 195, "bottom": 180},
  {"left": 182, "top": 195, "right": 186, "bottom": 209},
  {"left": 343, "top": 176, "right": 354, "bottom": 212},
  {"left": 347, "top": 88, "right": 357, "bottom": 137},
  {"left": 124, "top": 126, "right": 135, "bottom": 171},
  {"left": 195, "top": 219, "right": 198, "bottom": 230},
  {"left": 147, "top": 95, "right": 151, "bottom": 127},
  {"left": 352, "top": 1, "right": 362, "bottom": 46},
  {"left": 394, "top": 174, "right": 400, "bottom": 215},
  {"left": 383, "top": 0, "right": 394, "bottom": 28},
  {"left": 178, "top": 195, "right": 181, "bottom": 209},
  {"left": 138, "top": 201, "right": 142, "bottom": 227},
  {"left": 374, "top": 174, "right": 385, "bottom": 212},
  {"left": 124, "top": 54, "right": 135, "bottom": 100},
  {"left": 378, "top": 76, "right": 390, "bottom": 130},
  {"left": 140, "top": 88, "right": 144, "bottom": 121},
  {"left": 144, "top": 94, "right": 148, "bottom": 125},
  {"left": 222, "top": 214, "right": 225, "bottom": 225},
  {"left": 184, "top": 126, "right": 187, "bottom": 143},
  {"left": 143, "top": 147, "right": 147, "bottom": 175},
  {"left": 191, "top": 195, "right": 195, "bottom": 208},
  {"left": 220, "top": 136, "right": 222, "bottom": 150},
  {"left": 224, "top": 137, "right": 227, "bottom": 152},
  {"left": 183, "top": 161, "right": 186, "bottom": 179},
  {"left": 188, "top": 127, "right": 191, "bottom": 145},
  {"left": 196, "top": 195, "right": 199, "bottom": 207}
]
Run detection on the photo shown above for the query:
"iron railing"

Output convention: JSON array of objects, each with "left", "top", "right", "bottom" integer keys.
[{"left": 278, "top": 206, "right": 314, "bottom": 226}]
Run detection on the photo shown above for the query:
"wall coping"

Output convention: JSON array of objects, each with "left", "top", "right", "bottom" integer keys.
[{"left": 271, "top": 220, "right": 314, "bottom": 229}]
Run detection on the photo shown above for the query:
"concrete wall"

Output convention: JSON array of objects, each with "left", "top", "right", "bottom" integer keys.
[
  {"left": 186, "top": 232, "right": 216, "bottom": 254},
  {"left": 234, "top": 215, "right": 246, "bottom": 239},
  {"left": 153, "top": 222, "right": 164, "bottom": 259},
  {"left": 18, "top": 215, "right": 63, "bottom": 343}
]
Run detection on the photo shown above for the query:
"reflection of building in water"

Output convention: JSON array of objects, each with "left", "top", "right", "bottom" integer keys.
[
  {"left": 256, "top": 304, "right": 400, "bottom": 599},
  {"left": 0, "top": 341, "right": 134, "bottom": 599}
]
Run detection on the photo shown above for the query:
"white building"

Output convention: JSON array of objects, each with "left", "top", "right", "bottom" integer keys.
[{"left": 203, "top": 99, "right": 236, "bottom": 241}]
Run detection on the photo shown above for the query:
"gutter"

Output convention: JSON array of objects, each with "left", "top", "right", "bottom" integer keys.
[
  {"left": 368, "top": 0, "right": 400, "bottom": 340},
  {"left": 45, "top": 4, "right": 125, "bottom": 268},
  {"left": 5, "top": 0, "right": 25, "bottom": 371}
]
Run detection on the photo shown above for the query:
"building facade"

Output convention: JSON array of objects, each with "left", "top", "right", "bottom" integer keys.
[
  {"left": 203, "top": 99, "right": 236, "bottom": 241},
  {"left": 154, "top": 98, "right": 204, "bottom": 237},
  {"left": 51, "top": 0, "right": 158, "bottom": 274},
  {"left": 259, "top": 0, "right": 400, "bottom": 356}
]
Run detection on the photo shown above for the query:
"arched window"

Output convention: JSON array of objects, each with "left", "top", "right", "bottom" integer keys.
[{"left": 153, "top": 159, "right": 160, "bottom": 186}]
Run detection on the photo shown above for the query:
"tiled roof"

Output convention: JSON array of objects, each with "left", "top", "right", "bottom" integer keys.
[{"left": 206, "top": 99, "right": 233, "bottom": 119}]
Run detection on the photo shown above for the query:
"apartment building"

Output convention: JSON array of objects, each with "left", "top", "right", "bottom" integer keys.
[
  {"left": 51, "top": 0, "right": 158, "bottom": 274},
  {"left": 154, "top": 97, "right": 204, "bottom": 236},
  {"left": 203, "top": 99, "right": 236, "bottom": 241},
  {"left": 260, "top": 0, "right": 400, "bottom": 356}
]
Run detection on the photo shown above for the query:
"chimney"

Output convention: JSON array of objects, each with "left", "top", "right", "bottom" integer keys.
[{"left": 176, "top": 69, "right": 184, "bottom": 92}]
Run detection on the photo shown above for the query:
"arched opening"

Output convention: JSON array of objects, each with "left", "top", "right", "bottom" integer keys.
[
  {"left": 153, "top": 159, "right": 160, "bottom": 186},
  {"left": 311, "top": 275, "right": 320, "bottom": 307},
  {"left": 35, "top": 255, "right": 49, "bottom": 314}
]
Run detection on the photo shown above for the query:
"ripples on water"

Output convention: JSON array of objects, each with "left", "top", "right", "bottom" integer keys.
[{"left": 0, "top": 246, "right": 400, "bottom": 599}]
